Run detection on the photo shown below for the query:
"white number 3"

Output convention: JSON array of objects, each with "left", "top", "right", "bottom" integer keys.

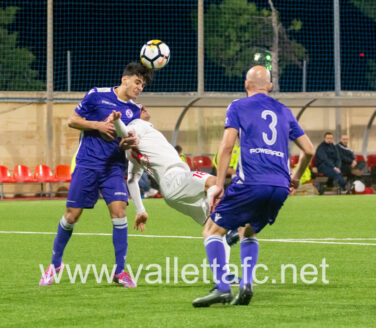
[{"left": 261, "top": 110, "right": 277, "bottom": 145}]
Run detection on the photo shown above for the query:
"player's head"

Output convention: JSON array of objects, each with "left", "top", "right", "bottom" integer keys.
[
  {"left": 324, "top": 132, "right": 334, "bottom": 144},
  {"left": 120, "top": 62, "right": 153, "bottom": 100},
  {"left": 122, "top": 62, "right": 153, "bottom": 84},
  {"left": 245, "top": 66, "right": 272, "bottom": 94},
  {"left": 340, "top": 134, "right": 349, "bottom": 146},
  {"left": 140, "top": 105, "right": 151, "bottom": 121},
  {"left": 175, "top": 145, "right": 183, "bottom": 155}
]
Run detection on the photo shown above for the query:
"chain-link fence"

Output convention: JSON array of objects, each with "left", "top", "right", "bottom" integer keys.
[{"left": 1, "top": 0, "right": 375, "bottom": 92}]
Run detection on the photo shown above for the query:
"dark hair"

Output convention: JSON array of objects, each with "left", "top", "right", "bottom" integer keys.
[
  {"left": 122, "top": 62, "right": 153, "bottom": 84},
  {"left": 175, "top": 145, "right": 182, "bottom": 153},
  {"left": 324, "top": 132, "right": 333, "bottom": 137}
]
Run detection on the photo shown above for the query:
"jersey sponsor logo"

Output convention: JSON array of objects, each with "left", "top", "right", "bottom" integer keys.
[
  {"left": 101, "top": 100, "right": 117, "bottom": 107},
  {"left": 249, "top": 148, "right": 284, "bottom": 158},
  {"left": 96, "top": 87, "right": 111, "bottom": 92},
  {"left": 125, "top": 109, "right": 133, "bottom": 118},
  {"left": 114, "top": 192, "right": 127, "bottom": 196}
]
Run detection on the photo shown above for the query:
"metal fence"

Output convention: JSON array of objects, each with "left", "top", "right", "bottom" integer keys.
[{"left": 1, "top": 0, "right": 376, "bottom": 93}]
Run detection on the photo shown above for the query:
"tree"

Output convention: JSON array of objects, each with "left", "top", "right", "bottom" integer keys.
[
  {"left": 202, "top": 0, "right": 307, "bottom": 92},
  {"left": 350, "top": 0, "right": 376, "bottom": 20},
  {"left": 349, "top": 0, "right": 376, "bottom": 90},
  {"left": 0, "top": 7, "right": 44, "bottom": 91}
]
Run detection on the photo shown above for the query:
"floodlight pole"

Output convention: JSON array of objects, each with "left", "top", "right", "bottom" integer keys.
[
  {"left": 334, "top": 0, "right": 342, "bottom": 141},
  {"left": 197, "top": 0, "right": 204, "bottom": 154},
  {"left": 302, "top": 59, "right": 307, "bottom": 92},
  {"left": 67, "top": 50, "right": 71, "bottom": 92},
  {"left": 197, "top": 0, "right": 204, "bottom": 96},
  {"left": 46, "top": 0, "right": 54, "bottom": 167}
]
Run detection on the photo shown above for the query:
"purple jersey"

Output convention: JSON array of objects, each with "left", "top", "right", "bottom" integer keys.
[
  {"left": 74, "top": 87, "right": 141, "bottom": 168},
  {"left": 225, "top": 93, "right": 304, "bottom": 188}
]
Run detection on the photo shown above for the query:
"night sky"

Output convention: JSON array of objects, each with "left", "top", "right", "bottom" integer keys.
[{"left": 2, "top": 0, "right": 375, "bottom": 92}]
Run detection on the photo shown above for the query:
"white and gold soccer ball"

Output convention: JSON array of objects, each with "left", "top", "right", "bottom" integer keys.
[{"left": 140, "top": 40, "right": 170, "bottom": 70}]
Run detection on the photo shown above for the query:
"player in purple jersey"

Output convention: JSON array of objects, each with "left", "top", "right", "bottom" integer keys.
[
  {"left": 39, "top": 63, "right": 153, "bottom": 288},
  {"left": 193, "top": 66, "right": 314, "bottom": 307}
]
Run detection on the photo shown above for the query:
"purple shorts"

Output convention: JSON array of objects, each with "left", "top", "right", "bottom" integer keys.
[
  {"left": 210, "top": 184, "right": 289, "bottom": 233},
  {"left": 67, "top": 166, "right": 128, "bottom": 209}
]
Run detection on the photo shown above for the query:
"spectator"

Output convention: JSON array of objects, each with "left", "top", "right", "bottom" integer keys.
[
  {"left": 212, "top": 144, "right": 240, "bottom": 186},
  {"left": 336, "top": 134, "right": 365, "bottom": 179},
  {"left": 138, "top": 172, "right": 159, "bottom": 198},
  {"left": 175, "top": 145, "right": 187, "bottom": 163},
  {"left": 315, "top": 132, "right": 347, "bottom": 191}
]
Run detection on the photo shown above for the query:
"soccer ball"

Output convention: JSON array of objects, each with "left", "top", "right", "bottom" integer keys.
[
  {"left": 140, "top": 40, "right": 170, "bottom": 70},
  {"left": 353, "top": 180, "right": 365, "bottom": 193}
]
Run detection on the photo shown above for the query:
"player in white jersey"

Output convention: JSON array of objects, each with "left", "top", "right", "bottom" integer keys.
[
  {"left": 113, "top": 111, "right": 215, "bottom": 227},
  {"left": 110, "top": 109, "right": 238, "bottom": 284}
]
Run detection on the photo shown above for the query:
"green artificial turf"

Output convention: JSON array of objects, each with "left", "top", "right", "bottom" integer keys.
[{"left": 0, "top": 196, "right": 375, "bottom": 327}]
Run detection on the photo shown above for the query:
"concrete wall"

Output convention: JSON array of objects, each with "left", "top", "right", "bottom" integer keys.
[{"left": 0, "top": 100, "right": 375, "bottom": 188}]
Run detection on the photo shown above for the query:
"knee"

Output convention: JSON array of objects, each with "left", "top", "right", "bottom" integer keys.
[
  {"left": 111, "top": 209, "right": 126, "bottom": 218},
  {"left": 202, "top": 224, "right": 210, "bottom": 239},
  {"left": 110, "top": 206, "right": 126, "bottom": 219},
  {"left": 240, "top": 224, "right": 256, "bottom": 239},
  {"left": 64, "top": 208, "right": 82, "bottom": 224}
]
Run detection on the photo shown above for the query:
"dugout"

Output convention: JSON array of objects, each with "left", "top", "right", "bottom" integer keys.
[{"left": 1, "top": 91, "right": 376, "bottom": 167}]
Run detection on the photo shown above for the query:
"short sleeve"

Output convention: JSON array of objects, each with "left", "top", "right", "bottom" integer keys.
[
  {"left": 224, "top": 101, "right": 240, "bottom": 130},
  {"left": 288, "top": 110, "right": 305, "bottom": 141},
  {"left": 75, "top": 88, "right": 98, "bottom": 119}
]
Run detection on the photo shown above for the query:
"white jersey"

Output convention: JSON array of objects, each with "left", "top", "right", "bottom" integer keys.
[
  {"left": 125, "top": 119, "right": 189, "bottom": 185},
  {"left": 114, "top": 118, "right": 211, "bottom": 225}
]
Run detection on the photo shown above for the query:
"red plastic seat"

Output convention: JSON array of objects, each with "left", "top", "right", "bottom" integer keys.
[
  {"left": 366, "top": 154, "right": 376, "bottom": 168},
  {"left": 13, "top": 165, "right": 37, "bottom": 182},
  {"left": 186, "top": 157, "right": 193, "bottom": 169},
  {"left": 355, "top": 154, "right": 365, "bottom": 162},
  {"left": 0, "top": 166, "right": 15, "bottom": 183},
  {"left": 192, "top": 156, "right": 213, "bottom": 171},
  {"left": 310, "top": 156, "right": 325, "bottom": 177},
  {"left": 0, "top": 166, "right": 15, "bottom": 200},
  {"left": 34, "top": 164, "right": 59, "bottom": 182},
  {"left": 290, "top": 155, "right": 300, "bottom": 168},
  {"left": 55, "top": 165, "right": 72, "bottom": 182},
  {"left": 309, "top": 156, "right": 316, "bottom": 169}
]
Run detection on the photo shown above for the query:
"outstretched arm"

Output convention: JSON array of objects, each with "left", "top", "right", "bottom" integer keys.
[
  {"left": 112, "top": 112, "right": 130, "bottom": 137},
  {"left": 68, "top": 112, "right": 117, "bottom": 140},
  {"left": 210, "top": 127, "right": 238, "bottom": 212},
  {"left": 107, "top": 110, "right": 138, "bottom": 150},
  {"left": 127, "top": 160, "right": 148, "bottom": 231}
]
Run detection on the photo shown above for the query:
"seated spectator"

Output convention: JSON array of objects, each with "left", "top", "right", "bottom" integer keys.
[
  {"left": 315, "top": 132, "right": 347, "bottom": 191},
  {"left": 175, "top": 145, "right": 187, "bottom": 163},
  {"left": 212, "top": 144, "right": 240, "bottom": 186},
  {"left": 138, "top": 172, "right": 159, "bottom": 198},
  {"left": 336, "top": 134, "right": 366, "bottom": 180}
]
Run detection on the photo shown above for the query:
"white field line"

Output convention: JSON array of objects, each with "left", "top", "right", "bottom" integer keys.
[{"left": 0, "top": 230, "right": 375, "bottom": 246}]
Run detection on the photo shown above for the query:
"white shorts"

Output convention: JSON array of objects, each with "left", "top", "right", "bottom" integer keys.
[{"left": 160, "top": 169, "right": 211, "bottom": 225}]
